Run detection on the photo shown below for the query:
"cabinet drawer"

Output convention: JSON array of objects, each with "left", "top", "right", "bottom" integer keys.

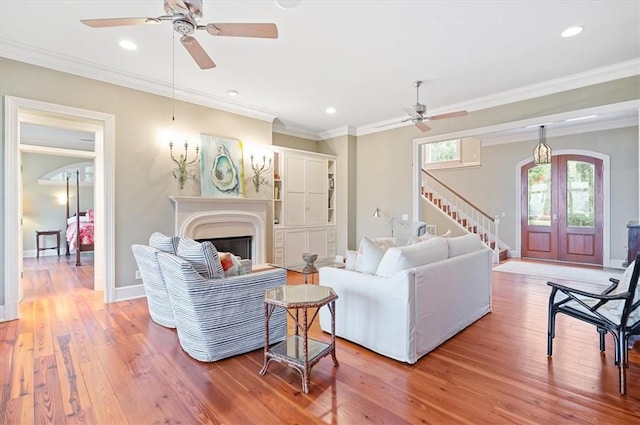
[
  {"left": 327, "top": 227, "right": 336, "bottom": 242},
  {"left": 274, "top": 248, "right": 284, "bottom": 265},
  {"left": 274, "top": 229, "right": 285, "bottom": 248}
]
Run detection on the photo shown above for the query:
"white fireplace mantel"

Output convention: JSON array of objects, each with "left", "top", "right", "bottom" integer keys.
[{"left": 169, "top": 196, "right": 269, "bottom": 264}]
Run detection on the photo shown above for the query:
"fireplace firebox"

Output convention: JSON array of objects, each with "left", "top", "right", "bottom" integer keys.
[{"left": 197, "top": 236, "right": 252, "bottom": 260}]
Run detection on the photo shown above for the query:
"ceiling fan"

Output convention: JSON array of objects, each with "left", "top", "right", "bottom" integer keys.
[
  {"left": 396, "top": 81, "right": 468, "bottom": 132},
  {"left": 81, "top": 0, "right": 278, "bottom": 70}
]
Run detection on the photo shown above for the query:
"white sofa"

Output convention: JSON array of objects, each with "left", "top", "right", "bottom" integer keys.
[{"left": 318, "top": 234, "right": 493, "bottom": 364}]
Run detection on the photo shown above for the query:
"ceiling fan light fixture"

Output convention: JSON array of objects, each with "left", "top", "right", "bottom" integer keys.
[{"left": 533, "top": 125, "right": 552, "bottom": 165}]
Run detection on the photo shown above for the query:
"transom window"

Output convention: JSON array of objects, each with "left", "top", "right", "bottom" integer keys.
[
  {"left": 38, "top": 161, "right": 94, "bottom": 186},
  {"left": 425, "top": 139, "right": 460, "bottom": 163}
]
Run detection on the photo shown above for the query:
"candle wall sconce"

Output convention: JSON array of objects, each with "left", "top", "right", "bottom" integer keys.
[
  {"left": 249, "top": 153, "right": 272, "bottom": 193},
  {"left": 170, "top": 140, "right": 199, "bottom": 190}
]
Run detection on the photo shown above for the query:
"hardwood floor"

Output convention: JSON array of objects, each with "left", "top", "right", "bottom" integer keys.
[{"left": 1, "top": 257, "right": 639, "bottom": 424}]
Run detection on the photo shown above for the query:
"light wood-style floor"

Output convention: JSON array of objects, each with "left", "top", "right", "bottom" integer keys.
[{"left": 1, "top": 256, "right": 639, "bottom": 424}]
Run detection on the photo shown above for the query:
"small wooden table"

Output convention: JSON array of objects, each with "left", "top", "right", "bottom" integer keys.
[
  {"left": 36, "top": 229, "right": 61, "bottom": 258},
  {"left": 259, "top": 284, "right": 338, "bottom": 393}
]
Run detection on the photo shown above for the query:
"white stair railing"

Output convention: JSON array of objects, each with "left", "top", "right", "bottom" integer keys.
[{"left": 421, "top": 169, "right": 509, "bottom": 263}]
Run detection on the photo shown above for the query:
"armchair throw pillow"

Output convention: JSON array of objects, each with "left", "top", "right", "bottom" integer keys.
[
  {"left": 177, "top": 237, "right": 225, "bottom": 279},
  {"left": 149, "top": 232, "right": 179, "bottom": 255}
]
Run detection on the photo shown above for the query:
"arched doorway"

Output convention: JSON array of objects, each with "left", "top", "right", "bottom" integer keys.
[{"left": 521, "top": 154, "right": 603, "bottom": 265}]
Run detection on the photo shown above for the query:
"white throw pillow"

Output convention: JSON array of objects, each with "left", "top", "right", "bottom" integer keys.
[
  {"left": 447, "top": 233, "right": 483, "bottom": 258},
  {"left": 371, "top": 237, "right": 397, "bottom": 250},
  {"left": 176, "top": 237, "right": 225, "bottom": 279},
  {"left": 375, "top": 237, "right": 448, "bottom": 277},
  {"left": 355, "top": 237, "right": 387, "bottom": 274},
  {"left": 345, "top": 250, "right": 358, "bottom": 271}
]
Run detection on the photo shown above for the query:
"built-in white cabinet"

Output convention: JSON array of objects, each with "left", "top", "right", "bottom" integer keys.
[
  {"left": 284, "top": 155, "right": 327, "bottom": 226},
  {"left": 283, "top": 227, "right": 329, "bottom": 265},
  {"left": 271, "top": 147, "right": 336, "bottom": 265}
]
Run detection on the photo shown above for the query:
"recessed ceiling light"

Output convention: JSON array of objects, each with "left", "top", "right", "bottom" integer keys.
[
  {"left": 227, "top": 89, "right": 239, "bottom": 97},
  {"left": 119, "top": 39, "right": 137, "bottom": 51},
  {"left": 561, "top": 26, "right": 583, "bottom": 38},
  {"left": 565, "top": 115, "right": 597, "bottom": 122},
  {"left": 325, "top": 107, "right": 336, "bottom": 115},
  {"left": 275, "top": 0, "right": 300, "bottom": 10}
]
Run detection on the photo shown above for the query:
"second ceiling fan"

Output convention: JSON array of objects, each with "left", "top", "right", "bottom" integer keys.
[
  {"left": 81, "top": 0, "right": 278, "bottom": 70},
  {"left": 399, "top": 81, "right": 468, "bottom": 132}
]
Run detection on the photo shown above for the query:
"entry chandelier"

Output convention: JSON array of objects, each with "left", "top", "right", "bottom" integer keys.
[{"left": 533, "top": 125, "right": 552, "bottom": 164}]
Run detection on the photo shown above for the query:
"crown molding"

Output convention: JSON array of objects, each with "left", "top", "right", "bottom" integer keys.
[
  {"left": 0, "top": 38, "right": 277, "bottom": 123},
  {"left": 358, "top": 58, "right": 640, "bottom": 137},
  {"left": 272, "top": 122, "right": 322, "bottom": 141},
  {"left": 481, "top": 115, "right": 638, "bottom": 146},
  {"left": 2, "top": 38, "right": 637, "bottom": 139},
  {"left": 413, "top": 100, "right": 640, "bottom": 146},
  {"left": 318, "top": 125, "right": 356, "bottom": 140}
]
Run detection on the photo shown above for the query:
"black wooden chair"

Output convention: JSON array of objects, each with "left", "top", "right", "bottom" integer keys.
[{"left": 547, "top": 252, "right": 640, "bottom": 394}]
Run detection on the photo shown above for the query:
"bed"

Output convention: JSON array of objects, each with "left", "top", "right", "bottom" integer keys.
[{"left": 66, "top": 170, "right": 94, "bottom": 266}]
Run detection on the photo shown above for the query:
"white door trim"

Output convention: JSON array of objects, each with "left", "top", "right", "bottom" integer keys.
[{"left": 2, "top": 96, "right": 115, "bottom": 322}]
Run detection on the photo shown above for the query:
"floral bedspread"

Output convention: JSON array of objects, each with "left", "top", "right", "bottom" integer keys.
[{"left": 66, "top": 221, "right": 94, "bottom": 250}]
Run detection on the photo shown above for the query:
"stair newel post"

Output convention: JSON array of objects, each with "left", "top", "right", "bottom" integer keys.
[{"left": 493, "top": 215, "right": 500, "bottom": 264}]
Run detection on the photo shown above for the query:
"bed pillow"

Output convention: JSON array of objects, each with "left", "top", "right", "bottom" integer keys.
[
  {"left": 355, "top": 237, "right": 387, "bottom": 274},
  {"left": 149, "top": 232, "right": 179, "bottom": 255},
  {"left": 87, "top": 208, "right": 95, "bottom": 222},
  {"left": 375, "top": 237, "right": 448, "bottom": 277},
  {"left": 447, "top": 233, "right": 483, "bottom": 258},
  {"left": 219, "top": 252, "right": 247, "bottom": 277},
  {"left": 177, "top": 237, "right": 225, "bottom": 279}
]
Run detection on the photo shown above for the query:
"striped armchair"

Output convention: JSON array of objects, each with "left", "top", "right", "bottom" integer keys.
[
  {"left": 156, "top": 251, "right": 287, "bottom": 362},
  {"left": 131, "top": 244, "right": 176, "bottom": 328}
]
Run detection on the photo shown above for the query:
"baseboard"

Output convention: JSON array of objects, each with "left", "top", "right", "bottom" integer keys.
[
  {"left": 606, "top": 258, "right": 626, "bottom": 270},
  {"left": 23, "top": 249, "right": 64, "bottom": 258},
  {"left": 114, "top": 284, "right": 146, "bottom": 302},
  {"left": 505, "top": 251, "right": 625, "bottom": 270}
]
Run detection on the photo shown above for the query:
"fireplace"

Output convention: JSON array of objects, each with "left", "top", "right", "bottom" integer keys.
[
  {"left": 170, "top": 196, "right": 269, "bottom": 264},
  {"left": 196, "top": 236, "right": 252, "bottom": 259}
]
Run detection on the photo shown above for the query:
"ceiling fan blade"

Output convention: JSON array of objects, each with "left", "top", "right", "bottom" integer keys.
[
  {"left": 402, "top": 107, "right": 416, "bottom": 117},
  {"left": 204, "top": 23, "right": 278, "bottom": 38},
  {"left": 428, "top": 110, "right": 468, "bottom": 120},
  {"left": 180, "top": 36, "right": 216, "bottom": 69},
  {"left": 415, "top": 121, "right": 431, "bottom": 132},
  {"left": 81, "top": 17, "right": 161, "bottom": 28}
]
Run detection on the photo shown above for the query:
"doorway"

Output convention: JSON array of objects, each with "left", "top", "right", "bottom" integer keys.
[
  {"left": 521, "top": 154, "right": 603, "bottom": 264},
  {"left": 3, "top": 96, "right": 115, "bottom": 323}
]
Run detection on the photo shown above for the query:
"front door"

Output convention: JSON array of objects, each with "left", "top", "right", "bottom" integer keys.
[{"left": 521, "top": 155, "right": 603, "bottom": 265}]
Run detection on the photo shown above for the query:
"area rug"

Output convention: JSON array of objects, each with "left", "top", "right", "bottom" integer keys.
[{"left": 493, "top": 261, "right": 623, "bottom": 284}]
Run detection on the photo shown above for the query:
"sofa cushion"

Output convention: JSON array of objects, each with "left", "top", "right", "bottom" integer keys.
[
  {"left": 447, "top": 234, "right": 483, "bottom": 258},
  {"left": 176, "top": 237, "right": 225, "bottom": 279},
  {"left": 375, "top": 237, "right": 448, "bottom": 277},
  {"left": 355, "top": 237, "right": 387, "bottom": 274},
  {"left": 149, "top": 232, "right": 179, "bottom": 254}
]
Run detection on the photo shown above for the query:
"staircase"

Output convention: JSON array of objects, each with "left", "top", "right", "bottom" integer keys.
[{"left": 421, "top": 169, "right": 509, "bottom": 263}]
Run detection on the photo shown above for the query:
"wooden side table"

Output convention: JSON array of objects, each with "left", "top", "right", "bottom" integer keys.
[
  {"left": 259, "top": 284, "right": 338, "bottom": 393},
  {"left": 36, "top": 229, "right": 61, "bottom": 258}
]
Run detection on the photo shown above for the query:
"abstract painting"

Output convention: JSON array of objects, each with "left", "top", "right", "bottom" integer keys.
[{"left": 200, "top": 135, "right": 245, "bottom": 197}]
